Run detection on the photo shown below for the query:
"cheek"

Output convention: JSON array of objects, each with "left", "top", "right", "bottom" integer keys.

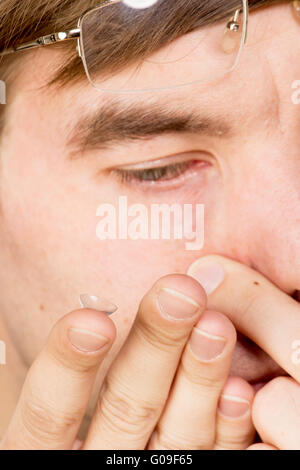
[
  {"left": 0, "top": 90, "right": 223, "bottom": 304},
  {"left": 0, "top": 142, "right": 200, "bottom": 316}
]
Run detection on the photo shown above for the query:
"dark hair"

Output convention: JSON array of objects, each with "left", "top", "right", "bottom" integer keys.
[{"left": 0, "top": 0, "right": 285, "bottom": 115}]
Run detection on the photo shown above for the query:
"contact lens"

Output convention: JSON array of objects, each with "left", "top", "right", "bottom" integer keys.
[{"left": 79, "top": 294, "right": 118, "bottom": 315}]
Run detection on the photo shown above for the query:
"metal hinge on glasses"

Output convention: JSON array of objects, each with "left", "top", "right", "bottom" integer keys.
[
  {"left": 0, "top": 28, "right": 80, "bottom": 55},
  {"left": 226, "top": 8, "right": 242, "bottom": 33}
]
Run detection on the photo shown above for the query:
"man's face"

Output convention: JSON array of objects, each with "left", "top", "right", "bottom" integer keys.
[{"left": 0, "top": 3, "right": 299, "bottom": 413}]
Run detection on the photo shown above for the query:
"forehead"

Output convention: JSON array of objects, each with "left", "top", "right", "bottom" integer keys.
[{"left": 7, "top": 2, "right": 298, "bottom": 132}]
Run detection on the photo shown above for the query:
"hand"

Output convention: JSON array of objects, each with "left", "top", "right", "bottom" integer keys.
[
  {"left": 0, "top": 274, "right": 255, "bottom": 450},
  {"left": 188, "top": 255, "right": 300, "bottom": 450}
]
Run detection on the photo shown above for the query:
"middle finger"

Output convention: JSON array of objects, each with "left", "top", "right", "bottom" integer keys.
[{"left": 83, "top": 273, "right": 207, "bottom": 450}]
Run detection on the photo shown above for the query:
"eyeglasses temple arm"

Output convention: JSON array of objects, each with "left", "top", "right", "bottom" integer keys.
[
  {"left": 0, "top": 0, "right": 249, "bottom": 57},
  {"left": 0, "top": 28, "right": 80, "bottom": 56},
  {"left": 243, "top": 0, "right": 249, "bottom": 44}
]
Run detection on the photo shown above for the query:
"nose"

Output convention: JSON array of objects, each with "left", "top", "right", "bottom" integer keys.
[{"left": 217, "top": 194, "right": 300, "bottom": 296}]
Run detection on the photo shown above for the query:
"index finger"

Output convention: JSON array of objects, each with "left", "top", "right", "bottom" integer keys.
[
  {"left": 1, "top": 308, "right": 116, "bottom": 449},
  {"left": 188, "top": 255, "right": 300, "bottom": 382}
]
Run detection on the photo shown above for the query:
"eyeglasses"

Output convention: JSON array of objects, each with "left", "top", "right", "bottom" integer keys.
[{"left": 0, "top": 0, "right": 249, "bottom": 93}]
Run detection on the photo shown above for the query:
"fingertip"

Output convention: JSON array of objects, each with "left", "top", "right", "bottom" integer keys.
[
  {"left": 247, "top": 443, "right": 277, "bottom": 450},
  {"left": 47, "top": 308, "right": 116, "bottom": 364},
  {"left": 218, "top": 376, "right": 254, "bottom": 419},
  {"left": 155, "top": 273, "right": 207, "bottom": 309},
  {"left": 194, "top": 310, "right": 237, "bottom": 343},
  {"left": 222, "top": 376, "right": 255, "bottom": 402},
  {"left": 65, "top": 308, "right": 117, "bottom": 342},
  {"left": 139, "top": 273, "right": 207, "bottom": 327}
]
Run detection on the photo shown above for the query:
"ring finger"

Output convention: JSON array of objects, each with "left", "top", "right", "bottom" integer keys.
[{"left": 148, "top": 310, "right": 254, "bottom": 449}]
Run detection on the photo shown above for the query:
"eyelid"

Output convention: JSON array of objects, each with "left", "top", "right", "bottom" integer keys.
[{"left": 114, "top": 152, "right": 209, "bottom": 171}]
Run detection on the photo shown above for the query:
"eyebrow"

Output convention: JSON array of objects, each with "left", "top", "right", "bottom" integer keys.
[{"left": 67, "top": 98, "right": 232, "bottom": 158}]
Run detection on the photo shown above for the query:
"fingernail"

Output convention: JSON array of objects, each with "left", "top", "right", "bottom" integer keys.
[
  {"left": 79, "top": 294, "right": 118, "bottom": 316},
  {"left": 188, "top": 261, "right": 225, "bottom": 295},
  {"left": 218, "top": 395, "right": 250, "bottom": 418},
  {"left": 69, "top": 328, "right": 110, "bottom": 352},
  {"left": 157, "top": 287, "right": 201, "bottom": 320},
  {"left": 189, "top": 328, "right": 226, "bottom": 361}
]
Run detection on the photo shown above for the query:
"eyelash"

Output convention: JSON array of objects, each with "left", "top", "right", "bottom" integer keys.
[{"left": 113, "top": 161, "right": 193, "bottom": 184}]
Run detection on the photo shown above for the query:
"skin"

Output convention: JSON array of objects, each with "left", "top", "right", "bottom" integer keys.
[{"left": 0, "top": 2, "right": 299, "bottom": 448}]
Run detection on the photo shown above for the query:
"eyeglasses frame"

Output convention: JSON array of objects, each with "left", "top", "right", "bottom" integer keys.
[{"left": 0, "top": 0, "right": 249, "bottom": 92}]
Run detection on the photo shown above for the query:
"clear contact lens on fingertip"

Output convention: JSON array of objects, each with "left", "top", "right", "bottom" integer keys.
[{"left": 79, "top": 294, "right": 118, "bottom": 315}]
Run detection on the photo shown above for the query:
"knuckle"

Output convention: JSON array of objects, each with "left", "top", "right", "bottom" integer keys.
[
  {"left": 252, "top": 377, "right": 285, "bottom": 426},
  {"left": 236, "top": 288, "right": 263, "bottom": 323},
  {"left": 216, "top": 430, "right": 254, "bottom": 450},
  {"left": 255, "top": 376, "right": 284, "bottom": 402},
  {"left": 252, "top": 390, "right": 269, "bottom": 423},
  {"left": 47, "top": 345, "right": 98, "bottom": 374},
  {"left": 254, "top": 376, "right": 295, "bottom": 411},
  {"left": 263, "top": 376, "right": 286, "bottom": 393},
  {"left": 153, "top": 429, "right": 214, "bottom": 450},
  {"left": 253, "top": 377, "right": 300, "bottom": 440},
  {"left": 135, "top": 318, "right": 187, "bottom": 353},
  {"left": 21, "top": 393, "right": 80, "bottom": 445},
  {"left": 180, "top": 360, "right": 224, "bottom": 391},
  {"left": 98, "top": 380, "right": 159, "bottom": 438}
]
